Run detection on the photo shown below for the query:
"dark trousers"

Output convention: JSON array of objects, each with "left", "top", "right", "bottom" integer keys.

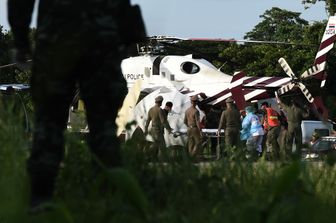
[
  {"left": 266, "top": 126, "right": 281, "bottom": 159},
  {"left": 285, "top": 125, "right": 302, "bottom": 156},
  {"left": 28, "top": 33, "right": 127, "bottom": 200},
  {"left": 224, "top": 127, "right": 240, "bottom": 147}
]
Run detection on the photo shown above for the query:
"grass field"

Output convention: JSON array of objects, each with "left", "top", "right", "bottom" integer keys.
[{"left": 1, "top": 118, "right": 336, "bottom": 223}]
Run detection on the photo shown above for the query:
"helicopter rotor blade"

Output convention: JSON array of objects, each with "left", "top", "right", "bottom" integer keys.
[
  {"left": 277, "top": 82, "right": 296, "bottom": 96},
  {"left": 297, "top": 82, "right": 314, "bottom": 103},
  {"left": 147, "top": 36, "right": 318, "bottom": 47},
  {"left": 278, "top": 57, "right": 296, "bottom": 79},
  {"left": 300, "top": 64, "right": 321, "bottom": 79},
  {"left": 184, "top": 38, "right": 317, "bottom": 47}
]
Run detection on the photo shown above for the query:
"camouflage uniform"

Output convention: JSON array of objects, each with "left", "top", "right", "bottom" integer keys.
[
  {"left": 281, "top": 102, "right": 309, "bottom": 156},
  {"left": 8, "top": 0, "right": 130, "bottom": 203},
  {"left": 265, "top": 125, "right": 281, "bottom": 159},
  {"left": 217, "top": 98, "right": 241, "bottom": 148}
]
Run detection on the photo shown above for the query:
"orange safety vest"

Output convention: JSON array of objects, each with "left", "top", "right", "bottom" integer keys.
[{"left": 265, "top": 107, "right": 280, "bottom": 127}]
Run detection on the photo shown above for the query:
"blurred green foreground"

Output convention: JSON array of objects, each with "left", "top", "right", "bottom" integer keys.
[{"left": 1, "top": 107, "right": 336, "bottom": 223}]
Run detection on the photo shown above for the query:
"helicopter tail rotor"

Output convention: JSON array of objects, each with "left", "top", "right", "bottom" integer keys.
[
  {"left": 278, "top": 57, "right": 296, "bottom": 79},
  {"left": 277, "top": 57, "right": 327, "bottom": 121},
  {"left": 297, "top": 82, "right": 314, "bottom": 103},
  {"left": 277, "top": 82, "right": 295, "bottom": 96},
  {"left": 300, "top": 64, "right": 321, "bottom": 79}
]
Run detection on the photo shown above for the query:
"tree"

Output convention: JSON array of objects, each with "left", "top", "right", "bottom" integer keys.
[
  {"left": 229, "top": 6, "right": 336, "bottom": 119},
  {"left": 173, "top": 6, "right": 336, "bottom": 118},
  {"left": 244, "top": 7, "right": 308, "bottom": 42},
  {"left": 0, "top": 26, "right": 12, "bottom": 65},
  {"left": 0, "top": 26, "right": 16, "bottom": 83},
  {"left": 217, "top": 7, "right": 325, "bottom": 78},
  {"left": 302, "top": 0, "right": 336, "bottom": 16},
  {"left": 0, "top": 27, "right": 32, "bottom": 84}
]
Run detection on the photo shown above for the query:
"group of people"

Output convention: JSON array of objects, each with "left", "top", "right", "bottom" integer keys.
[
  {"left": 145, "top": 93, "right": 310, "bottom": 161},
  {"left": 144, "top": 96, "right": 174, "bottom": 159},
  {"left": 216, "top": 96, "right": 310, "bottom": 159},
  {"left": 144, "top": 94, "right": 204, "bottom": 160},
  {"left": 215, "top": 96, "right": 309, "bottom": 160}
]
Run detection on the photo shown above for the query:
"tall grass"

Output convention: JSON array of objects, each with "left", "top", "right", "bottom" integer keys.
[
  {"left": 0, "top": 101, "right": 29, "bottom": 223},
  {"left": 1, "top": 113, "right": 336, "bottom": 222}
]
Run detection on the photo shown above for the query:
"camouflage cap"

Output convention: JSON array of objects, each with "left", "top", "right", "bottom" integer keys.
[
  {"left": 155, "top": 95, "right": 163, "bottom": 102},
  {"left": 190, "top": 95, "right": 198, "bottom": 101}
]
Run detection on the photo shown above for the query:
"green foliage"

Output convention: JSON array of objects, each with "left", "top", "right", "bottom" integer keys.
[
  {"left": 217, "top": 8, "right": 326, "bottom": 77},
  {"left": 0, "top": 100, "right": 29, "bottom": 223},
  {"left": 245, "top": 7, "right": 308, "bottom": 42},
  {"left": 2, "top": 120, "right": 336, "bottom": 222},
  {"left": 302, "top": 0, "right": 335, "bottom": 16},
  {"left": 50, "top": 134, "right": 150, "bottom": 223},
  {"left": 0, "top": 27, "right": 32, "bottom": 85}
]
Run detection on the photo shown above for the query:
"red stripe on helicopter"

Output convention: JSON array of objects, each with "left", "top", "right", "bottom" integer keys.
[
  {"left": 313, "top": 35, "right": 336, "bottom": 80},
  {"left": 198, "top": 76, "right": 289, "bottom": 106}
]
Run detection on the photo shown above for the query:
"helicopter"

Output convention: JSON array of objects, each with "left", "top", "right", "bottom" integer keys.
[{"left": 117, "top": 15, "right": 336, "bottom": 147}]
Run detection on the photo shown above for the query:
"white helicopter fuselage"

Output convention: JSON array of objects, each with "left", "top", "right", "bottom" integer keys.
[
  {"left": 118, "top": 54, "right": 291, "bottom": 146},
  {"left": 121, "top": 54, "right": 233, "bottom": 96},
  {"left": 118, "top": 54, "right": 234, "bottom": 146}
]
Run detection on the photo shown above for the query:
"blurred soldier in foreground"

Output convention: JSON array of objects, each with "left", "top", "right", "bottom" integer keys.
[
  {"left": 184, "top": 95, "right": 203, "bottom": 158},
  {"left": 8, "top": 0, "right": 145, "bottom": 209}
]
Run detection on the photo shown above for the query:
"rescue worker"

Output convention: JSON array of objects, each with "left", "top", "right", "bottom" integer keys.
[
  {"left": 184, "top": 95, "right": 202, "bottom": 158},
  {"left": 217, "top": 97, "right": 241, "bottom": 148},
  {"left": 8, "top": 0, "right": 145, "bottom": 209},
  {"left": 144, "top": 96, "right": 171, "bottom": 160},
  {"left": 162, "top": 101, "right": 174, "bottom": 133},
  {"left": 261, "top": 102, "right": 281, "bottom": 160},
  {"left": 241, "top": 105, "right": 264, "bottom": 159},
  {"left": 277, "top": 97, "right": 309, "bottom": 157},
  {"left": 277, "top": 105, "right": 288, "bottom": 154}
]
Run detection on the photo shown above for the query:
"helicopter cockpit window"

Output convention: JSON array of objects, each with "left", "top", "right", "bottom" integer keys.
[{"left": 181, "top": 62, "right": 200, "bottom": 74}]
